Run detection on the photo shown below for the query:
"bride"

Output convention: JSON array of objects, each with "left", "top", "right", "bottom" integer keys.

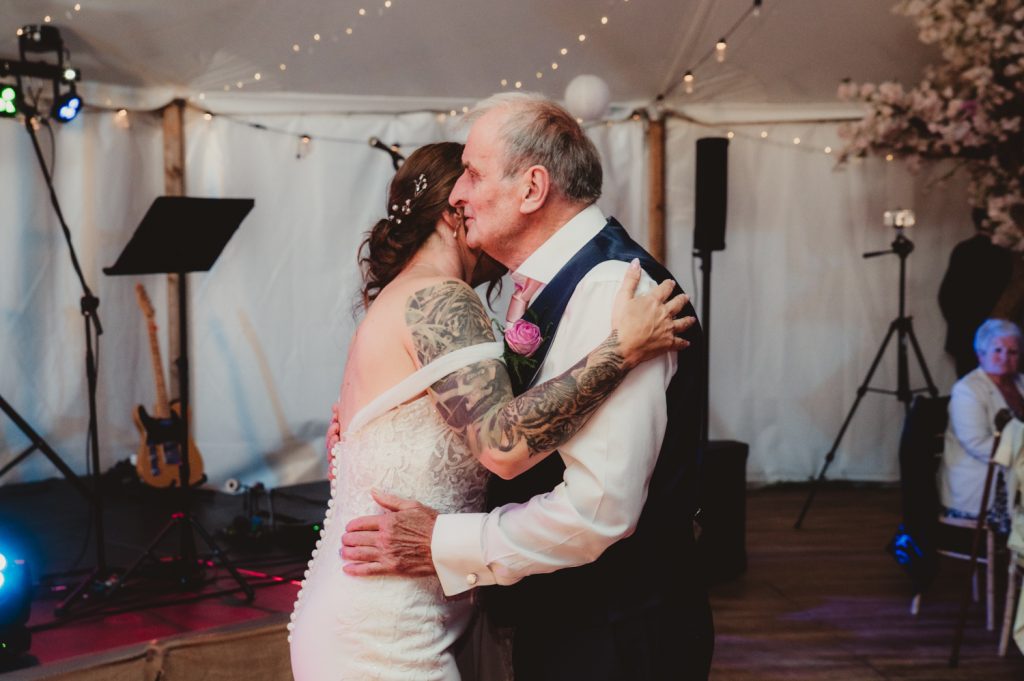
[{"left": 289, "top": 142, "right": 691, "bottom": 680}]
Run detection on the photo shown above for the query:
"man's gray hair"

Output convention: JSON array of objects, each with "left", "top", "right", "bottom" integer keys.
[
  {"left": 465, "top": 92, "right": 602, "bottom": 204},
  {"left": 974, "top": 318, "right": 1023, "bottom": 355}
]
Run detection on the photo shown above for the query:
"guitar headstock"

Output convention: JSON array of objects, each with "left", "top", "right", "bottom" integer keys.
[{"left": 135, "top": 283, "right": 156, "bottom": 322}]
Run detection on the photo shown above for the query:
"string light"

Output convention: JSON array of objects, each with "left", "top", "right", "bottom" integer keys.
[
  {"left": 313, "top": 33, "right": 320, "bottom": 41},
  {"left": 254, "top": 72, "right": 261, "bottom": 81},
  {"left": 886, "top": 153, "right": 894, "bottom": 161},
  {"left": 560, "top": 48, "right": 568, "bottom": 55},
  {"left": 793, "top": 137, "right": 801, "bottom": 145},
  {"left": 385, "top": 0, "right": 392, "bottom": 6},
  {"left": 358, "top": 8, "right": 366, "bottom": 15},
  {"left": 346, "top": 27, "right": 353, "bottom": 34},
  {"left": 726, "top": 131, "right": 735, "bottom": 139},
  {"left": 44, "top": 15, "right": 52, "bottom": 23},
  {"left": 578, "top": 34, "right": 586, "bottom": 42},
  {"left": 536, "top": 71, "right": 543, "bottom": 79},
  {"left": 74, "top": 3, "right": 81, "bottom": 11},
  {"left": 661, "top": 0, "right": 764, "bottom": 101},
  {"left": 515, "top": 81, "right": 522, "bottom": 89},
  {"left": 296, "top": 134, "right": 312, "bottom": 160},
  {"left": 683, "top": 71, "right": 695, "bottom": 94},
  {"left": 601, "top": 16, "right": 608, "bottom": 24},
  {"left": 280, "top": 63, "right": 286, "bottom": 71},
  {"left": 500, "top": 78, "right": 508, "bottom": 86},
  {"left": 203, "top": 112, "right": 213, "bottom": 121},
  {"left": 292, "top": 44, "right": 300, "bottom": 52},
  {"left": 824, "top": 146, "right": 833, "bottom": 154},
  {"left": 760, "top": 130, "right": 768, "bottom": 138},
  {"left": 551, "top": 62, "right": 558, "bottom": 70}
]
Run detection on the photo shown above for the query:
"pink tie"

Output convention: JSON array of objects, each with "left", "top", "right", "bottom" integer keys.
[{"left": 506, "top": 273, "right": 542, "bottom": 323}]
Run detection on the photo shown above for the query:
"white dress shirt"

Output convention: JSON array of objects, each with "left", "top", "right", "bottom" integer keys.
[{"left": 431, "top": 204, "right": 678, "bottom": 596}]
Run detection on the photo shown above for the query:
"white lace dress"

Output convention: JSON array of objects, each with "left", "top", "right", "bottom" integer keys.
[{"left": 289, "top": 343, "right": 502, "bottom": 681}]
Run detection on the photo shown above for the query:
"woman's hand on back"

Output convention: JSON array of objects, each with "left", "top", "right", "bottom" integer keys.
[{"left": 612, "top": 258, "right": 694, "bottom": 369}]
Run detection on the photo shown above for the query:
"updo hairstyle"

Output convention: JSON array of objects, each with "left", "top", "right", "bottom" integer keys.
[{"left": 358, "top": 142, "right": 465, "bottom": 308}]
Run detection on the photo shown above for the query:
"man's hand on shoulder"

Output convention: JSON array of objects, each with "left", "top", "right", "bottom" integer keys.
[{"left": 341, "top": 490, "right": 439, "bottom": 577}]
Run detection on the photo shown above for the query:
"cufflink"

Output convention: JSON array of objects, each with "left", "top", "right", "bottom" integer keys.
[{"left": 466, "top": 573, "right": 479, "bottom": 586}]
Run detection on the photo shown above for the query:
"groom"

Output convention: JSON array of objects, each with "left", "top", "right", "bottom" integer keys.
[{"left": 342, "top": 93, "right": 713, "bottom": 680}]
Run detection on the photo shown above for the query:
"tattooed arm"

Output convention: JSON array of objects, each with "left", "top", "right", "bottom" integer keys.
[{"left": 407, "top": 266, "right": 690, "bottom": 480}]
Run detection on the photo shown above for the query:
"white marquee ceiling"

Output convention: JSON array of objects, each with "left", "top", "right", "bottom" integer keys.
[{"left": 0, "top": 0, "right": 939, "bottom": 113}]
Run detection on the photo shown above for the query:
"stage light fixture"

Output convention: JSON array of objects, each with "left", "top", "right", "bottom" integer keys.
[
  {"left": 0, "top": 549, "right": 32, "bottom": 663},
  {"left": 52, "top": 86, "right": 82, "bottom": 123},
  {"left": 18, "top": 24, "right": 63, "bottom": 54},
  {"left": 0, "top": 84, "right": 21, "bottom": 118}
]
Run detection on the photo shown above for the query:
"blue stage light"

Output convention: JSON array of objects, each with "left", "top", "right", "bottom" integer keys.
[
  {"left": 0, "top": 549, "right": 31, "bottom": 662},
  {"left": 52, "top": 88, "right": 81, "bottom": 123}
]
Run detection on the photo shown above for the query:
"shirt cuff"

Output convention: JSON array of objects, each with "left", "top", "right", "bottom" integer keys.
[{"left": 431, "top": 511, "right": 496, "bottom": 596}]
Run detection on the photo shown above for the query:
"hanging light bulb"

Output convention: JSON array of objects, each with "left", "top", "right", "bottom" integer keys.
[
  {"left": 296, "top": 134, "right": 312, "bottom": 159},
  {"left": 715, "top": 38, "right": 727, "bottom": 63},
  {"left": 683, "top": 71, "right": 695, "bottom": 94},
  {"left": 753, "top": 0, "right": 763, "bottom": 17}
]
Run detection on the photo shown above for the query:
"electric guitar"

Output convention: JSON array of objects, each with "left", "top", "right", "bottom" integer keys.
[{"left": 132, "top": 283, "right": 205, "bottom": 488}]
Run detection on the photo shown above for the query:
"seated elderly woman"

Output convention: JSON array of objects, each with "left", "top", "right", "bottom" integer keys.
[{"left": 939, "top": 318, "right": 1024, "bottom": 532}]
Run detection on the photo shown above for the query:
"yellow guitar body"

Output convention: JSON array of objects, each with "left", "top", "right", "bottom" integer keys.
[{"left": 133, "top": 283, "right": 205, "bottom": 488}]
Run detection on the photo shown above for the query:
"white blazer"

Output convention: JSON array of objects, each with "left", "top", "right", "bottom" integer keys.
[{"left": 939, "top": 367, "right": 1024, "bottom": 514}]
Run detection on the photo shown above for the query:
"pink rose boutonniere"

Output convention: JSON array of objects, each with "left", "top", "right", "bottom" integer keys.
[{"left": 504, "top": 319, "right": 543, "bottom": 357}]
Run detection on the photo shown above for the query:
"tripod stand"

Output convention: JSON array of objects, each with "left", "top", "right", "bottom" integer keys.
[{"left": 795, "top": 228, "right": 939, "bottom": 529}]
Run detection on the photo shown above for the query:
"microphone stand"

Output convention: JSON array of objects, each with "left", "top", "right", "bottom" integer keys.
[{"left": 16, "top": 106, "right": 114, "bottom": 615}]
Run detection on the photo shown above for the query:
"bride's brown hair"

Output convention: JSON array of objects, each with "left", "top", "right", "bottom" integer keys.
[{"left": 358, "top": 142, "right": 467, "bottom": 309}]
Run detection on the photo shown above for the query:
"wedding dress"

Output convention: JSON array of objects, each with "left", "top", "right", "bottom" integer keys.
[{"left": 289, "top": 342, "right": 503, "bottom": 681}]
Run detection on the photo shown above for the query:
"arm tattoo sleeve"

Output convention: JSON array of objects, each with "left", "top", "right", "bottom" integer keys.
[{"left": 406, "top": 281, "right": 630, "bottom": 463}]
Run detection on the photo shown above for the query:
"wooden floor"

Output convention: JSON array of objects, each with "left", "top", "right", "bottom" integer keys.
[
  {"left": 709, "top": 485, "right": 1024, "bottom": 680},
  {"left": 3, "top": 479, "right": 1024, "bottom": 679}
]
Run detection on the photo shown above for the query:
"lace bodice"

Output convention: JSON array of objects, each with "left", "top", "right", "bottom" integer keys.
[
  {"left": 290, "top": 342, "right": 503, "bottom": 681},
  {"left": 334, "top": 395, "right": 489, "bottom": 520}
]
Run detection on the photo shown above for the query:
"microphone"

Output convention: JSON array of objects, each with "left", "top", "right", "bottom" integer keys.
[
  {"left": 368, "top": 137, "right": 405, "bottom": 170},
  {"left": 994, "top": 408, "right": 1013, "bottom": 432}
]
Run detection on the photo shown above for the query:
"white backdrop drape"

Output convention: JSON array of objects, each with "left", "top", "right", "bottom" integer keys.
[{"left": 0, "top": 103, "right": 966, "bottom": 488}]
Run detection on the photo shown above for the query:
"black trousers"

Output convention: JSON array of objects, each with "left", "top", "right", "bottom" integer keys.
[{"left": 511, "top": 596, "right": 714, "bottom": 681}]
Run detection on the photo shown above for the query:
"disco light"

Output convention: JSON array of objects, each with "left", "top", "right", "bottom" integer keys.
[{"left": 0, "top": 85, "right": 21, "bottom": 118}]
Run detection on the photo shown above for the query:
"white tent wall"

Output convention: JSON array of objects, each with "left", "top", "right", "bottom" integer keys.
[
  {"left": 1, "top": 103, "right": 970, "bottom": 488},
  {"left": 1, "top": 111, "right": 164, "bottom": 484},
  {"left": 664, "top": 119, "right": 964, "bottom": 482}
]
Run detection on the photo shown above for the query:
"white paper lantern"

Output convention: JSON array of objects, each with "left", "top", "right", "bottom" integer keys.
[{"left": 564, "top": 74, "right": 611, "bottom": 122}]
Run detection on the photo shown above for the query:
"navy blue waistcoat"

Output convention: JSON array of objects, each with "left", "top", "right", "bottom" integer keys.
[{"left": 485, "top": 218, "right": 706, "bottom": 626}]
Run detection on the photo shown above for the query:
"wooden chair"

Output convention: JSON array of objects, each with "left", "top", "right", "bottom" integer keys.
[
  {"left": 934, "top": 514, "right": 998, "bottom": 631},
  {"left": 999, "top": 548, "right": 1023, "bottom": 655},
  {"left": 899, "top": 395, "right": 999, "bottom": 630}
]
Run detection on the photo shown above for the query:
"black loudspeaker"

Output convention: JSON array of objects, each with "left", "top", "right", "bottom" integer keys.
[
  {"left": 694, "top": 137, "right": 729, "bottom": 252},
  {"left": 697, "top": 439, "right": 748, "bottom": 583}
]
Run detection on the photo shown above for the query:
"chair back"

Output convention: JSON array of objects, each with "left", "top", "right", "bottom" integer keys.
[{"left": 899, "top": 395, "right": 949, "bottom": 524}]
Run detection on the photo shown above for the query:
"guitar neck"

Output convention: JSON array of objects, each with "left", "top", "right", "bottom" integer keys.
[{"left": 146, "top": 320, "right": 171, "bottom": 418}]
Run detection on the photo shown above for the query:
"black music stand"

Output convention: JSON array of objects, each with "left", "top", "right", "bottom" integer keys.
[{"left": 99, "top": 196, "right": 255, "bottom": 606}]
